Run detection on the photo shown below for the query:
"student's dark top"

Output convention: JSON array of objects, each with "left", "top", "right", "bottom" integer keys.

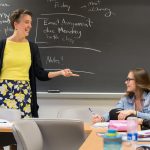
[
  {"left": 142, "top": 119, "right": 150, "bottom": 130},
  {"left": 0, "top": 39, "right": 51, "bottom": 117}
]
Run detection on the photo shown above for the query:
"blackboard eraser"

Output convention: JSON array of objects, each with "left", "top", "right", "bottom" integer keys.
[{"left": 48, "top": 90, "right": 60, "bottom": 93}]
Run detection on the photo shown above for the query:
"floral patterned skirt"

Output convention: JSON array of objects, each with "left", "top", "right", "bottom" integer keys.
[{"left": 0, "top": 79, "right": 32, "bottom": 118}]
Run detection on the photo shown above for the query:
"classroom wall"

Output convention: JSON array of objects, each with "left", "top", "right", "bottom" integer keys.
[{"left": 37, "top": 93, "right": 123, "bottom": 118}]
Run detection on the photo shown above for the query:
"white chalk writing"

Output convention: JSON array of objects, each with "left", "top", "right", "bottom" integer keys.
[
  {"left": 54, "top": 2, "right": 70, "bottom": 11},
  {"left": 45, "top": 68, "right": 95, "bottom": 75},
  {"left": 46, "top": 0, "right": 70, "bottom": 12},
  {"left": 81, "top": 0, "right": 112, "bottom": 17},
  {"left": 4, "top": 26, "right": 13, "bottom": 36},
  {"left": 0, "top": 13, "right": 10, "bottom": 24},
  {"left": 0, "top": 3, "right": 10, "bottom": 7},
  {"left": 35, "top": 13, "right": 93, "bottom": 45},
  {"left": 46, "top": 56, "right": 64, "bottom": 64},
  {"left": 40, "top": 46, "right": 101, "bottom": 53}
]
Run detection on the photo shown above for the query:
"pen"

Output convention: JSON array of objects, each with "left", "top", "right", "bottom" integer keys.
[{"left": 89, "top": 108, "right": 97, "bottom": 116}]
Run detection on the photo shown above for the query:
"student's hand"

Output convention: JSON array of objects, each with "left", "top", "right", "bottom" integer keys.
[
  {"left": 138, "top": 118, "right": 143, "bottom": 125},
  {"left": 117, "top": 110, "right": 134, "bottom": 120},
  {"left": 61, "top": 69, "right": 79, "bottom": 77},
  {"left": 92, "top": 114, "right": 104, "bottom": 124}
]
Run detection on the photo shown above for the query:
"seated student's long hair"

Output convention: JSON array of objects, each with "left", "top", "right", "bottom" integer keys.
[{"left": 125, "top": 68, "right": 150, "bottom": 98}]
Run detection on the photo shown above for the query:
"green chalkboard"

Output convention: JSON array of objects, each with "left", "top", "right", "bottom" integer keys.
[{"left": 0, "top": 0, "right": 150, "bottom": 92}]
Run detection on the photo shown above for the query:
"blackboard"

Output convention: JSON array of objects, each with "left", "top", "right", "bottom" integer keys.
[{"left": 0, "top": 0, "right": 150, "bottom": 92}]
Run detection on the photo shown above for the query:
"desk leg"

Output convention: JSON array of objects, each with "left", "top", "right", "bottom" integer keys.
[
  {"left": 0, "top": 145, "right": 17, "bottom": 150},
  {"left": 0, "top": 146, "right": 4, "bottom": 150}
]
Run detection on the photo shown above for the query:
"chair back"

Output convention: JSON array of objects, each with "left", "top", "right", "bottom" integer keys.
[
  {"left": 33, "top": 118, "right": 85, "bottom": 150},
  {"left": 12, "top": 120, "right": 43, "bottom": 150}
]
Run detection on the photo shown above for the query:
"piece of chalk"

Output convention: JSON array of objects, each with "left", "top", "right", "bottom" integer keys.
[{"left": 48, "top": 90, "right": 60, "bottom": 93}]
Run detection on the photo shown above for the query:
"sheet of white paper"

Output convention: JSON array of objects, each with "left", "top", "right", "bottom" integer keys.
[
  {"left": 138, "top": 129, "right": 150, "bottom": 136},
  {"left": 92, "top": 122, "right": 109, "bottom": 128},
  {"left": 138, "top": 137, "right": 150, "bottom": 142}
]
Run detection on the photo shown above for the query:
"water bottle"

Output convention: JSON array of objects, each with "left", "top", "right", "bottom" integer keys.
[
  {"left": 127, "top": 117, "right": 138, "bottom": 150},
  {"left": 103, "top": 129, "right": 122, "bottom": 150}
]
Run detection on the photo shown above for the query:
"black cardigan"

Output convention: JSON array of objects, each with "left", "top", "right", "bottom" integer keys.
[{"left": 0, "top": 39, "right": 51, "bottom": 117}]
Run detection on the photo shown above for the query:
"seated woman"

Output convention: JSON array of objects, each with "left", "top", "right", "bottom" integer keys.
[{"left": 92, "top": 68, "right": 150, "bottom": 124}]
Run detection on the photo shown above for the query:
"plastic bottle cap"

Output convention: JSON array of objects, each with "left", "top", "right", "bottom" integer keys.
[
  {"left": 106, "top": 129, "right": 117, "bottom": 137},
  {"left": 108, "top": 129, "right": 117, "bottom": 133}
]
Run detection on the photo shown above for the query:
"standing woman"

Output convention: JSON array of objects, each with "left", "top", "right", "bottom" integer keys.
[
  {"left": 0, "top": 8, "right": 79, "bottom": 118},
  {"left": 0, "top": 9, "right": 79, "bottom": 149}
]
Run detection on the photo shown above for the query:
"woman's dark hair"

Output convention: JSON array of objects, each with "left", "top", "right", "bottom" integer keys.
[
  {"left": 9, "top": 9, "right": 32, "bottom": 29},
  {"left": 126, "top": 68, "right": 150, "bottom": 97}
]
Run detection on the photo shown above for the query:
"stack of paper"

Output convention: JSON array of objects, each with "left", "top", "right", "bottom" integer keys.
[
  {"left": 92, "top": 122, "right": 109, "bottom": 128},
  {"left": 138, "top": 129, "right": 150, "bottom": 141}
]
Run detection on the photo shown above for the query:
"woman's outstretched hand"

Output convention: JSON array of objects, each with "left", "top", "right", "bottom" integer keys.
[{"left": 61, "top": 69, "right": 79, "bottom": 77}]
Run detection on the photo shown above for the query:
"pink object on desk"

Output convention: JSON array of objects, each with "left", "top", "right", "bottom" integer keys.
[{"left": 108, "top": 120, "right": 128, "bottom": 131}]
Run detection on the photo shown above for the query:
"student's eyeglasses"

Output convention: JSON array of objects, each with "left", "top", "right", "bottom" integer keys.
[{"left": 125, "top": 78, "right": 135, "bottom": 82}]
